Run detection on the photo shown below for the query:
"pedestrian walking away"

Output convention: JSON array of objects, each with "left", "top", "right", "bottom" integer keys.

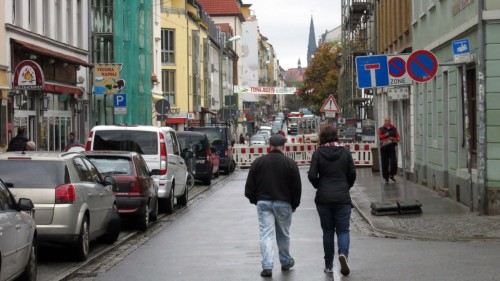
[
  {"left": 307, "top": 125, "right": 356, "bottom": 276},
  {"left": 7, "top": 127, "right": 29, "bottom": 152},
  {"left": 378, "top": 117, "right": 400, "bottom": 183},
  {"left": 245, "top": 134, "right": 302, "bottom": 278}
]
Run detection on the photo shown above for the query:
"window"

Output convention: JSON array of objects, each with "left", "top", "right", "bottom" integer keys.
[
  {"left": 162, "top": 70, "right": 176, "bottom": 105},
  {"left": 0, "top": 182, "right": 15, "bottom": 211},
  {"left": 74, "top": 157, "right": 92, "bottom": 181},
  {"left": 161, "top": 29, "right": 175, "bottom": 64}
]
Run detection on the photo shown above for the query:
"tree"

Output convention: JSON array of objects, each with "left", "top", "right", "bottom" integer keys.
[{"left": 298, "top": 42, "right": 341, "bottom": 115}]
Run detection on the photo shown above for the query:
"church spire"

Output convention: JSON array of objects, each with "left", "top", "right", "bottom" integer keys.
[{"left": 307, "top": 15, "right": 317, "bottom": 66}]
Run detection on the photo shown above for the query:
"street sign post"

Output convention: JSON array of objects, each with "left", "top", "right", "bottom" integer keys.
[
  {"left": 407, "top": 50, "right": 438, "bottom": 83},
  {"left": 355, "top": 55, "right": 389, "bottom": 89}
]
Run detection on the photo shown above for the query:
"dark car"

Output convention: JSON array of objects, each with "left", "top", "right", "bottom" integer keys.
[
  {"left": 0, "top": 178, "right": 37, "bottom": 281},
  {"left": 83, "top": 151, "right": 159, "bottom": 231},
  {"left": 177, "top": 131, "right": 220, "bottom": 185},
  {"left": 187, "top": 123, "right": 235, "bottom": 175}
]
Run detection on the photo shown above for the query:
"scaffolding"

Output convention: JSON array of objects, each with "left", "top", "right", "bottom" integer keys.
[{"left": 340, "top": 0, "right": 375, "bottom": 119}]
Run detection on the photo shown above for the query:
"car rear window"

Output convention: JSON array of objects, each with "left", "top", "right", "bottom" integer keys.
[
  {"left": 93, "top": 130, "right": 158, "bottom": 155},
  {"left": 86, "top": 156, "right": 133, "bottom": 176},
  {"left": 177, "top": 135, "right": 206, "bottom": 155},
  {"left": 0, "top": 160, "right": 67, "bottom": 188},
  {"left": 189, "top": 128, "right": 224, "bottom": 146}
]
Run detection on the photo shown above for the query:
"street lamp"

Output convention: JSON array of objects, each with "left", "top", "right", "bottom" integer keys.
[{"left": 219, "top": 35, "right": 241, "bottom": 120}]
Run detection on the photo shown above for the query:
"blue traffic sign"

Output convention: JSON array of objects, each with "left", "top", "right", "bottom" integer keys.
[
  {"left": 407, "top": 50, "right": 438, "bottom": 83},
  {"left": 113, "top": 93, "right": 126, "bottom": 107},
  {"left": 452, "top": 39, "right": 470, "bottom": 55},
  {"left": 356, "top": 55, "right": 389, "bottom": 89}
]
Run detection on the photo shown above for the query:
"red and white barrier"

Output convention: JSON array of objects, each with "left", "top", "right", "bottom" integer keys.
[{"left": 233, "top": 142, "right": 375, "bottom": 168}]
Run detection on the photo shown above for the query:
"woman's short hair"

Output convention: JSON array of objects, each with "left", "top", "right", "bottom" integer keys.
[{"left": 319, "top": 125, "right": 338, "bottom": 145}]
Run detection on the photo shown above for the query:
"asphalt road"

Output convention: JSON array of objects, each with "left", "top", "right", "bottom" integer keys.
[{"left": 61, "top": 168, "right": 500, "bottom": 281}]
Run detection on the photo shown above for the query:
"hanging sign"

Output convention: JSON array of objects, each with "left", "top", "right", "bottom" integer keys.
[{"left": 13, "top": 60, "right": 45, "bottom": 90}]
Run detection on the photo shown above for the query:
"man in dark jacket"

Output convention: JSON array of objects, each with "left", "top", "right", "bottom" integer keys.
[
  {"left": 245, "top": 134, "right": 302, "bottom": 278},
  {"left": 7, "top": 127, "right": 29, "bottom": 152},
  {"left": 308, "top": 125, "right": 356, "bottom": 276},
  {"left": 378, "top": 117, "right": 400, "bottom": 183}
]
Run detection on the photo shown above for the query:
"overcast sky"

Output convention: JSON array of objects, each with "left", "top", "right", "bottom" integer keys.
[{"left": 245, "top": 0, "right": 342, "bottom": 70}]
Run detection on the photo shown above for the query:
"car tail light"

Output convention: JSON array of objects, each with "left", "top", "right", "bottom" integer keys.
[
  {"left": 129, "top": 181, "right": 142, "bottom": 196},
  {"left": 224, "top": 148, "right": 228, "bottom": 158},
  {"left": 55, "top": 184, "right": 76, "bottom": 204},
  {"left": 206, "top": 149, "right": 211, "bottom": 161},
  {"left": 85, "top": 131, "right": 94, "bottom": 151},
  {"left": 160, "top": 133, "right": 167, "bottom": 175}
]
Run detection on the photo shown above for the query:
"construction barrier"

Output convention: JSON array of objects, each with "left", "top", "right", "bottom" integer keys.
[{"left": 233, "top": 142, "right": 375, "bottom": 168}]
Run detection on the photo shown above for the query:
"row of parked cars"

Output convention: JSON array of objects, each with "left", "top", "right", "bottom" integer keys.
[{"left": 0, "top": 124, "right": 236, "bottom": 281}]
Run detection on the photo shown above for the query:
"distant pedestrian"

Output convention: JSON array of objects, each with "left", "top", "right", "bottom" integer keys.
[
  {"left": 239, "top": 133, "right": 245, "bottom": 144},
  {"left": 7, "top": 127, "right": 29, "bottom": 152},
  {"left": 64, "top": 132, "right": 81, "bottom": 150},
  {"left": 307, "top": 125, "right": 356, "bottom": 276},
  {"left": 378, "top": 117, "right": 400, "bottom": 183},
  {"left": 245, "top": 134, "right": 302, "bottom": 278}
]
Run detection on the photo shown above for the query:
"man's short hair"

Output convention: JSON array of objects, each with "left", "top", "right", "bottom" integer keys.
[{"left": 269, "top": 134, "right": 286, "bottom": 146}]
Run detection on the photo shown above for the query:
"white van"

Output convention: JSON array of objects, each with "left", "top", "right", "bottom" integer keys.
[{"left": 85, "top": 125, "right": 188, "bottom": 213}]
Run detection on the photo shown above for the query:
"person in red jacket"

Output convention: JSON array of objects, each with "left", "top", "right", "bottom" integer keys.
[{"left": 378, "top": 117, "right": 400, "bottom": 183}]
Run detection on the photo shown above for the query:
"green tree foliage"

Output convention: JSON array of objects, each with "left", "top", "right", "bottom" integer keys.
[{"left": 298, "top": 42, "right": 341, "bottom": 115}]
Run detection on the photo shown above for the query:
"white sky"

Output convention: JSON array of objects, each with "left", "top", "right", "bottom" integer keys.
[{"left": 245, "top": 0, "right": 342, "bottom": 70}]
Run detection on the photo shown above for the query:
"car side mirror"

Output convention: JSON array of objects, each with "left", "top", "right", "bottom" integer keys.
[
  {"left": 18, "top": 198, "right": 34, "bottom": 211},
  {"left": 151, "top": 169, "right": 161, "bottom": 176},
  {"left": 104, "top": 176, "right": 117, "bottom": 189}
]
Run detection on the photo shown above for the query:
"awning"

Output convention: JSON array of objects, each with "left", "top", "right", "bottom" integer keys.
[
  {"left": 165, "top": 117, "right": 186, "bottom": 124},
  {"left": 44, "top": 82, "right": 83, "bottom": 95},
  {"left": 13, "top": 39, "right": 91, "bottom": 67}
]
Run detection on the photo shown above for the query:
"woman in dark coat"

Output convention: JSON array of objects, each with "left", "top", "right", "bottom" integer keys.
[{"left": 308, "top": 125, "right": 356, "bottom": 276}]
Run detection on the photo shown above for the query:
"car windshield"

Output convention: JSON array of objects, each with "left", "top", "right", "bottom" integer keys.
[
  {"left": 93, "top": 130, "right": 158, "bottom": 154},
  {"left": 189, "top": 128, "right": 224, "bottom": 146},
  {"left": 177, "top": 135, "right": 205, "bottom": 155},
  {"left": 251, "top": 135, "right": 266, "bottom": 140},
  {"left": 0, "top": 160, "right": 67, "bottom": 188},
  {"left": 86, "top": 156, "right": 133, "bottom": 175}
]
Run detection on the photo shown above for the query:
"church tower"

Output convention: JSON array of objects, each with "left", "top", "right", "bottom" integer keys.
[{"left": 307, "top": 16, "right": 317, "bottom": 66}]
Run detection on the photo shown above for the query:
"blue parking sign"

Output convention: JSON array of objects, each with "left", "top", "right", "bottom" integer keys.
[
  {"left": 356, "top": 55, "right": 389, "bottom": 89},
  {"left": 113, "top": 93, "right": 126, "bottom": 107}
]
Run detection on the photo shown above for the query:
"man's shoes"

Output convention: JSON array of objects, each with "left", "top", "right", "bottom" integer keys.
[
  {"left": 390, "top": 175, "right": 396, "bottom": 182},
  {"left": 260, "top": 269, "right": 272, "bottom": 277},
  {"left": 324, "top": 268, "right": 333, "bottom": 273},
  {"left": 385, "top": 179, "right": 389, "bottom": 184},
  {"left": 339, "top": 254, "right": 350, "bottom": 276},
  {"left": 281, "top": 257, "right": 295, "bottom": 271}
]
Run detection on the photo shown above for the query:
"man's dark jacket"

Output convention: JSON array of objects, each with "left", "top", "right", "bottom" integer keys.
[
  {"left": 308, "top": 145, "right": 356, "bottom": 205},
  {"left": 6, "top": 134, "right": 28, "bottom": 152},
  {"left": 245, "top": 150, "right": 302, "bottom": 210}
]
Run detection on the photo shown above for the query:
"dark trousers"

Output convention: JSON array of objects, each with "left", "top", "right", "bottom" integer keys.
[{"left": 381, "top": 146, "right": 397, "bottom": 180}]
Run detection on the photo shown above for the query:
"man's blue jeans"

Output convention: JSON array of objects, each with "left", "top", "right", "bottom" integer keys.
[
  {"left": 316, "top": 204, "right": 351, "bottom": 269},
  {"left": 257, "top": 200, "right": 293, "bottom": 270}
]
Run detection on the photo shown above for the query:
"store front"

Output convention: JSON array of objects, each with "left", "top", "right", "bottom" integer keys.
[{"left": 10, "top": 40, "right": 90, "bottom": 151}]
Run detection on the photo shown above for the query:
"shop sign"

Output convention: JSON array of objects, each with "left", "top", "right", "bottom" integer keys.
[{"left": 13, "top": 60, "right": 45, "bottom": 90}]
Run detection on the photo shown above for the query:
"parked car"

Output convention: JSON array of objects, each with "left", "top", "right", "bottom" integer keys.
[
  {"left": 256, "top": 130, "right": 271, "bottom": 141},
  {"left": 187, "top": 122, "right": 235, "bottom": 175},
  {"left": 0, "top": 152, "right": 120, "bottom": 261},
  {"left": 250, "top": 134, "right": 268, "bottom": 145},
  {"left": 0, "top": 178, "right": 37, "bottom": 281},
  {"left": 177, "top": 131, "right": 220, "bottom": 185},
  {"left": 83, "top": 151, "right": 160, "bottom": 231},
  {"left": 85, "top": 125, "right": 189, "bottom": 214}
]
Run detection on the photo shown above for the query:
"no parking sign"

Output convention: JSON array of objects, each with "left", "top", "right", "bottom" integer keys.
[
  {"left": 388, "top": 54, "right": 411, "bottom": 86},
  {"left": 407, "top": 50, "right": 438, "bottom": 83}
]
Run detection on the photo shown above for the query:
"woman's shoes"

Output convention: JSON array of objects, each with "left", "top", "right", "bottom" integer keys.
[{"left": 324, "top": 268, "right": 333, "bottom": 273}]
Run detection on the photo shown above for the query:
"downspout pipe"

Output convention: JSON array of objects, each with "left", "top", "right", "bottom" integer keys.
[{"left": 477, "top": 0, "right": 487, "bottom": 214}]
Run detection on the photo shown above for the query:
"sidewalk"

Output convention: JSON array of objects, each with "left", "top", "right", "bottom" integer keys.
[{"left": 351, "top": 168, "right": 500, "bottom": 241}]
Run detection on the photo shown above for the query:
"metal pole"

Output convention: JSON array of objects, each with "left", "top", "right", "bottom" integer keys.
[
  {"left": 398, "top": 99, "right": 408, "bottom": 202},
  {"left": 477, "top": 0, "right": 487, "bottom": 215},
  {"left": 219, "top": 42, "right": 224, "bottom": 120}
]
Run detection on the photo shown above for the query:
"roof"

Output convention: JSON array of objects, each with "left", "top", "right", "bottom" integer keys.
[
  {"left": 197, "top": 0, "right": 245, "bottom": 21},
  {"left": 285, "top": 68, "right": 305, "bottom": 82}
]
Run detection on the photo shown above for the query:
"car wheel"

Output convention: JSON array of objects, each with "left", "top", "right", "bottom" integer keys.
[
  {"left": 74, "top": 216, "right": 90, "bottom": 261},
  {"left": 18, "top": 237, "right": 37, "bottom": 281},
  {"left": 100, "top": 204, "right": 121, "bottom": 244},
  {"left": 230, "top": 159, "right": 236, "bottom": 173},
  {"left": 177, "top": 185, "right": 188, "bottom": 206},
  {"left": 149, "top": 196, "right": 159, "bottom": 222},
  {"left": 165, "top": 187, "right": 175, "bottom": 214},
  {"left": 138, "top": 204, "right": 149, "bottom": 231}
]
